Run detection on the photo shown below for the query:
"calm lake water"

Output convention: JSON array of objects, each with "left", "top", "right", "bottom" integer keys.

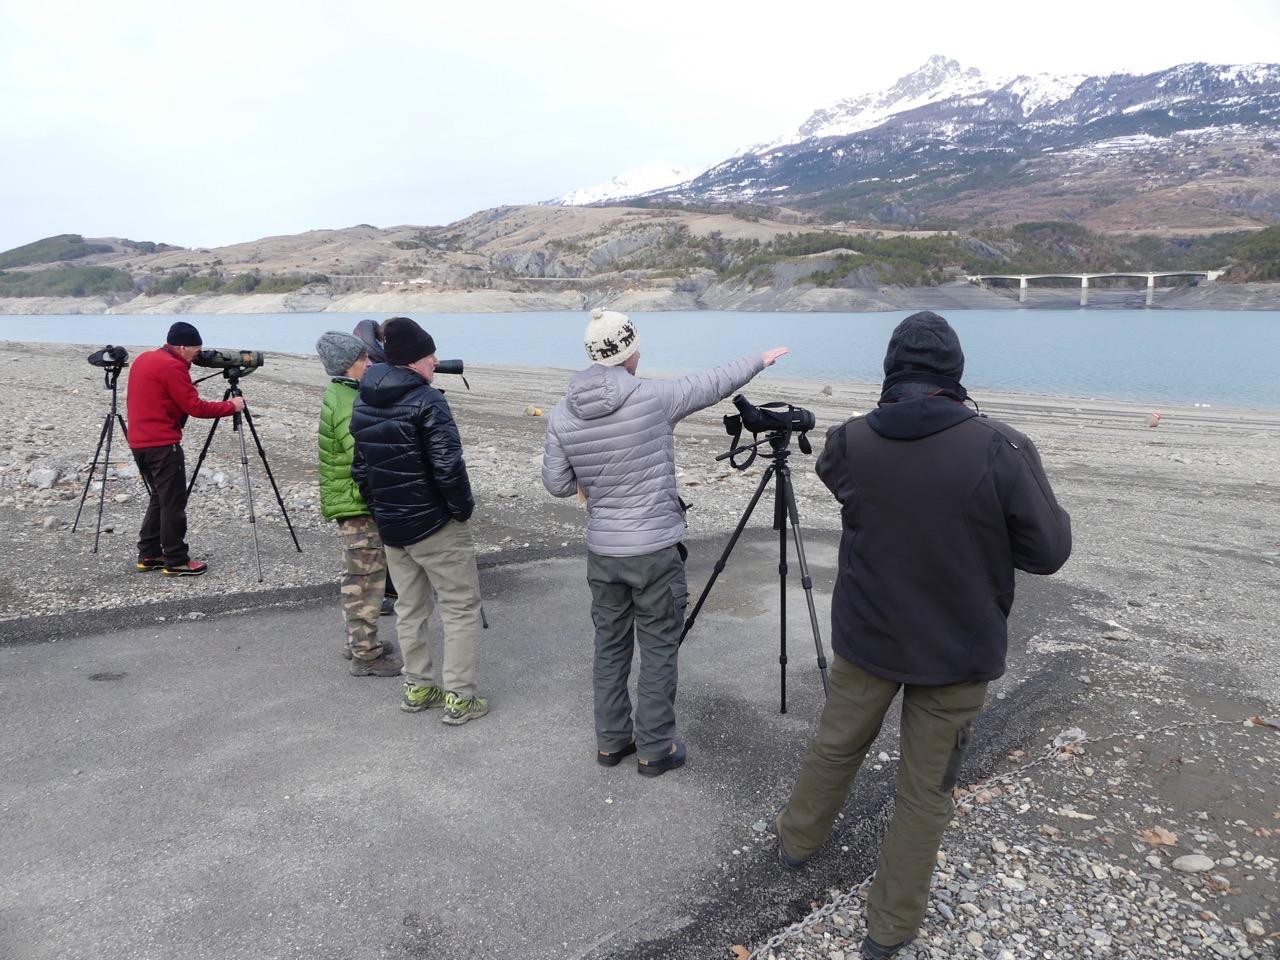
[{"left": 4, "top": 309, "right": 1278, "bottom": 409}]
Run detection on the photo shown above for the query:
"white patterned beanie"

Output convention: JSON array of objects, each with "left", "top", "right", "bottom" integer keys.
[{"left": 583, "top": 308, "right": 639, "bottom": 366}]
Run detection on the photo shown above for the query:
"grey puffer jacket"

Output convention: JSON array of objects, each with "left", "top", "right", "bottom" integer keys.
[{"left": 542, "top": 356, "right": 765, "bottom": 557}]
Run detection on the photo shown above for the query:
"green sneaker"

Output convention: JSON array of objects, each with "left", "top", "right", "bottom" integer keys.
[
  {"left": 400, "top": 682, "right": 446, "bottom": 713},
  {"left": 441, "top": 692, "right": 489, "bottom": 725}
]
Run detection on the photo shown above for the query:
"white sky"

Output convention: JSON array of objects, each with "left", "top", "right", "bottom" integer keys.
[{"left": 2, "top": 0, "right": 1279, "bottom": 251}]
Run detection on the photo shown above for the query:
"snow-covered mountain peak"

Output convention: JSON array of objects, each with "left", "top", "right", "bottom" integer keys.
[
  {"left": 545, "top": 162, "right": 698, "bottom": 206},
  {"left": 780, "top": 56, "right": 998, "bottom": 146},
  {"left": 998, "top": 72, "right": 1087, "bottom": 115}
]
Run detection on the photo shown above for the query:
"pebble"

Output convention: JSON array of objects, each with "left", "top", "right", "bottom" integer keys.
[
  {"left": 1103, "top": 628, "right": 1134, "bottom": 641},
  {"left": 965, "top": 931, "right": 984, "bottom": 948},
  {"left": 1244, "top": 919, "right": 1265, "bottom": 937},
  {"left": 1172, "top": 854, "right": 1215, "bottom": 873}
]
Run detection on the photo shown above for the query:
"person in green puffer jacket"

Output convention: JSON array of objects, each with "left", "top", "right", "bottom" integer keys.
[{"left": 317, "top": 331, "right": 402, "bottom": 678}]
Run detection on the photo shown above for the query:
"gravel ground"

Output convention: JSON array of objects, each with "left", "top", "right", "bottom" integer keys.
[{"left": 3, "top": 339, "right": 1278, "bottom": 959}]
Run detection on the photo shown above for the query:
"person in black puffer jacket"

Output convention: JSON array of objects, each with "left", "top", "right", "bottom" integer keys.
[
  {"left": 350, "top": 317, "right": 488, "bottom": 726},
  {"left": 775, "top": 311, "right": 1071, "bottom": 960}
]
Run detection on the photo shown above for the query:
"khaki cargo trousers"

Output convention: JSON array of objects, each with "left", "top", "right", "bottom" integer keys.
[
  {"left": 385, "top": 519, "right": 482, "bottom": 699},
  {"left": 778, "top": 654, "right": 987, "bottom": 946}
]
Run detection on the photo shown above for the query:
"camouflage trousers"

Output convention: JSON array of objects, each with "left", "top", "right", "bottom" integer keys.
[{"left": 338, "top": 515, "right": 387, "bottom": 660}]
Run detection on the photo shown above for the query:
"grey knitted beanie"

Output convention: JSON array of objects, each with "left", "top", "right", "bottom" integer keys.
[{"left": 316, "top": 331, "right": 367, "bottom": 377}]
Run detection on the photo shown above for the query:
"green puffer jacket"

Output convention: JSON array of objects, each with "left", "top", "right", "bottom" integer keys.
[{"left": 318, "top": 378, "right": 370, "bottom": 520}]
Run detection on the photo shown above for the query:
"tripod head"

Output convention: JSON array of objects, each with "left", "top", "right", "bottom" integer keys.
[
  {"left": 719, "top": 394, "right": 815, "bottom": 470},
  {"left": 87, "top": 345, "right": 128, "bottom": 390}
]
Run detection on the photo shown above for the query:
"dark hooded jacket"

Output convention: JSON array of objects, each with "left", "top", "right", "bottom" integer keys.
[
  {"left": 349, "top": 363, "right": 474, "bottom": 547},
  {"left": 817, "top": 313, "right": 1071, "bottom": 684}
]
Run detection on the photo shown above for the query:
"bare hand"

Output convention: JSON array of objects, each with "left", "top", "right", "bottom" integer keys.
[
  {"left": 762, "top": 347, "right": 789, "bottom": 368},
  {"left": 230, "top": 397, "right": 247, "bottom": 412}
]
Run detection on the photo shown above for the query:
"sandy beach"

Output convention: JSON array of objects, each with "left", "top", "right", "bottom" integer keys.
[{"left": 2, "top": 340, "right": 1277, "bottom": 957}]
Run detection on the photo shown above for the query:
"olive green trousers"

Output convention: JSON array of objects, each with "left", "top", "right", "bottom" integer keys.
[{"left": 778, "top": 654, "right": 987, "bottom": 945}]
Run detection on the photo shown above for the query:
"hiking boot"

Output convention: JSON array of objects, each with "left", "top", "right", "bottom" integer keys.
[
  {"left": 348, "top": 649, "right": 403, "bottom": 677},
  {"left": 163, "top": 560, "right": 207, "bottom": 577},
  {"left": 400, "top": 682, "right": 447, "bottom": 713},
  {"left": 379, "top": 595, "right": 396, "bottom": 617},
  {"left": 860, "top": 935, "right": 916, "bottom": 959},
  {"left": 441, "top": 692, "right": 489, "bottom": 725},
  {"left": 776, "top": 812, "right": 811, "bottom": 870},
  {"left": 597, "top": 741, "right": 637, "bottom": 767},
  {"left": 136, "top": 556, "right": 165, "bottom": 572},
  {"left": 637, "top": 738, "right": 686, "bottom": 778}
]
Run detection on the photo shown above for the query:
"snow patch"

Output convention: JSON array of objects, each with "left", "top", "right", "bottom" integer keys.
[{"left": 546, "top": 162, "right": 699, "bottom": 206}]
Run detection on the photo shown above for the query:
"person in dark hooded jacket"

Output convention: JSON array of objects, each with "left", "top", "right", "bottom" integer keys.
[
  {"left": 775, "top": 311, "right": 1071, "bottom": 960},
  {"left": 349, "top": 317, "right": 488, "bottom": 726}
]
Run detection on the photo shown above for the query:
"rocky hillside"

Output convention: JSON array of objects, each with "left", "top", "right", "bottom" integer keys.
[
  {"left": 621, "top": 57, "right": 1280, "bottom": 232},
  {"left": 3, "top": 207, "right": 1279, "bottom": 315}
]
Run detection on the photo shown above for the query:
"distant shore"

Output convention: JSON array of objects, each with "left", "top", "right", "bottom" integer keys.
[{"left": 1, "top": 279, "right": 1277, "bottom": 315}]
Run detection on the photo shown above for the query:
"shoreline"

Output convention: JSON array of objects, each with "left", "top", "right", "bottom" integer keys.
[
  {"left": 1, "top": 277, "right": 1278, "bottom": 315},
  {"left": 8, "top": 341, "right": 1280, "bottom": 414}
]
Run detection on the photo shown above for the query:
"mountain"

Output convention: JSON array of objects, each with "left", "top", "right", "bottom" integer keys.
[
  {"left": 545, "top": 162, "right": 700, "bottom": 206},
  {"left": 624, "top": 57, "right": 1280, "bottom": 232}
]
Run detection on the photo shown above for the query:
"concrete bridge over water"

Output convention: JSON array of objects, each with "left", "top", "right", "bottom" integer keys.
[{"left": 966, "top": 269, "right": 1226, "bottom": 306}]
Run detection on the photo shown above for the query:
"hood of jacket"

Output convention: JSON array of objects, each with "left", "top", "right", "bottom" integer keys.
[
  {"left": 359, "top": 362, "right": 428, "bottom": 407},
  {"left": 565, "top": 364, "right": 642, "bottom": 421}
]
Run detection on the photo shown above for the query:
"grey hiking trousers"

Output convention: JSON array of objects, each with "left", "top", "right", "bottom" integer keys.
[{"left": 586, "top": 545, "right": 688, "bottom": 762}]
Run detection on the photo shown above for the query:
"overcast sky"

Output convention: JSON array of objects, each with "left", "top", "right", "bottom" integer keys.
[{"left": 2, "top": 0, "right": 1279, "bottom": 251}]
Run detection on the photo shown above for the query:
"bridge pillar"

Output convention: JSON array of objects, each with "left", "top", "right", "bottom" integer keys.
[
  {"left": 1019, "top": 276, "right": 1028, "bottom": 303},
  {"left": 1146, "top": 273, "right": 1156, "bottom": 307},
  {"left": 1080, "top": 275, "right": 1089, "bottom": 307}
]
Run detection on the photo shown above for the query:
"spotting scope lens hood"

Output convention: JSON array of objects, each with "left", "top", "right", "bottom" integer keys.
[
  {"left": 435, "top": 359, "right": 464, "bottom": 375},
  {"left": 88, "top": 344, "right": 128, "bottom": 367}
]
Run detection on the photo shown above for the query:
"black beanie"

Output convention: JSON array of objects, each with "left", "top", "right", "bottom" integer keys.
[
  {"left": 167, "top": 321, "right": 203, "bottom": 347},
  {"left": 882, "top": 311, "right": 964, "bottom": 380},
  {"left": 383, "top": 317, "right": 436, "bottom": 366}
]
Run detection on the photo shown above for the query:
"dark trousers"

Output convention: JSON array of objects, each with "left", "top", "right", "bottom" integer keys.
[
  {"left": 778, "top": 655, "right": 988, "bottom": 945},
  {"left": 133, "top": 444, "right": 189, "bottom": 565},
  {"left": 586, "top": 546, "right": 688, "bottom": 762}
]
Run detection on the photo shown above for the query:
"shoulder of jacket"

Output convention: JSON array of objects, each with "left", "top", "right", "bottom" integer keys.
[{"left": 969, "top": 416, "right": 1032, "bottom": 449}]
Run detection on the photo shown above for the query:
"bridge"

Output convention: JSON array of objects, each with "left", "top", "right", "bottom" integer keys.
[{"left": 966, "top": 270, "right": 1226, "bottom": 306}]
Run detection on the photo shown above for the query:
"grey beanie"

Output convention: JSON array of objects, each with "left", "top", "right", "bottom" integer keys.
[
  {"left": 316, "top": 331, "right": 367, "bottom": 377},
  {"left": 883, "top": 311, "right": 965, "bottom": 381}
]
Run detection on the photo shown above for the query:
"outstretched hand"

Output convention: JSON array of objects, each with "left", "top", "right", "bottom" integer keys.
[
  {"left": 230, "top": 397, "right": 246, "bottom": 412},
  {"left": 762, "top": 347, "right": 789, "bottom": 368}
]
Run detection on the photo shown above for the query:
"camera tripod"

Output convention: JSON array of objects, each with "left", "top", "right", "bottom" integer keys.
[
  {"left": 680, "top": 431, "right": 830, "bottom": 713},
  {"left": 187, "top": 368, "right": 301, "bottom": 582},
  {"left": 73, "top": 362, "right": 150, "bottom": 553}
]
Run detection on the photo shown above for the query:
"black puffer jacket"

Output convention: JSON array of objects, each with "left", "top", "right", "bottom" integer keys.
[
  {"left": 349, "top": 363, "right": 474, "bottom": 547},
  {"left": 817, "top": 386, "right": 1072, "bottom": 686}
]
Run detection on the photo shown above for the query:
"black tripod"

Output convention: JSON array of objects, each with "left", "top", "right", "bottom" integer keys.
[
  {"left": 679, "top": 430, "right": 830, "bottom": 713},
  {"left": 73, "top": 361, "right": 149, "bottom": 553},
  {"left": 186, "top": 367, "right": 301, "bottom": 582}
]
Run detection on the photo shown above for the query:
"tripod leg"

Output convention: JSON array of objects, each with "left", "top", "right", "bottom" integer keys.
[
  {"left": 777, "top": 472, "right": 788, "bottom": 714},
  {"left": 73, "top": 414, "right": 112, "bottom": 533},
  {"left": 186, "top": 417, "right": 223, "bottom": 497},
  {"left": 240, "top": 405, "right": 302, "bottom": 552},
  {"left": 117, "top": 415, "right": 150, "bottom": 496},
  {"left": 233, "top": 412, "right": 264, "bottom": 583},
  {"left": 92, "top": 400, "right": 119, "bottom": 554},
  {"left": 679, "top": 464, "right": 775, "bottom": 645},
  {"left": 780, "top": 467, "right": 831, "bottom": 697}
]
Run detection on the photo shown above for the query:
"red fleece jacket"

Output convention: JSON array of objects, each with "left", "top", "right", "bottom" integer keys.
[{"left": 126, "top": 346, "right": 236, "bottom": 450}]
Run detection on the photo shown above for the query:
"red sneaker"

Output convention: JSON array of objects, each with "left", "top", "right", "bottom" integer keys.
[
  {"left": 135, "top": 557, "right": 165, "bottom": 572},
  {"left": 163, "top": 560, "right": 208, "bottom": 577}
]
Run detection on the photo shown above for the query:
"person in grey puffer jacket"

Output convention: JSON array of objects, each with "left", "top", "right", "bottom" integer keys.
[{"left": 542, "top": 308, "right": 787, "bottom": 777}]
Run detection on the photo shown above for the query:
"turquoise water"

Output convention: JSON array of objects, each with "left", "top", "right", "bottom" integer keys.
[{"left": 3, "top": 309, "right": 1277, "bottom": 408}]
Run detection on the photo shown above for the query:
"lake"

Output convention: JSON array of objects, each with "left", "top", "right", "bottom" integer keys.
[{"left": 3, "top": 309, "right": 1277, "bottom": 409}]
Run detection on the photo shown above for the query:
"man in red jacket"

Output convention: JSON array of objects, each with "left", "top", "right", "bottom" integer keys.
[{"left": 126, "top": 321, "right": 244, "bottom": 577}]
